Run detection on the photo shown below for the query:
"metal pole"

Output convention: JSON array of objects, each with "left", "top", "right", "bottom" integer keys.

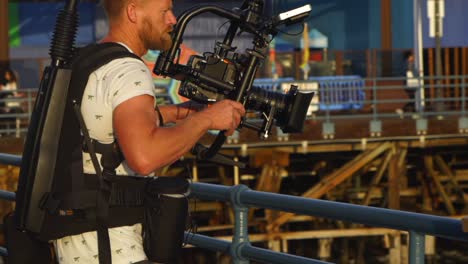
[
  {"left": 0, "top": 153, "right": 22, "bottom": 166},
  {"left": 409, "top": 231, "right": 425, "bottom": 264},
  {"left": 0, "top": 246, "right": 8, "bottom": 257},
  {"left": 0, "top": 189, "right": 16, "bottom": 201},
  {"left": 434, "top": 0, "right": 444, "bottom": 112},
  {"left": 230, "top": 185, "right": 250, "bottom": 264},
  {"left": 414, "top": 0, "right": 425, "bottom": 111}
]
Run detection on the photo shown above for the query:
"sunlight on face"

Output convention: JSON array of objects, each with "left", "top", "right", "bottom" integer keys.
[{"left": 138, "top": 0, "right": 176, "bottom": 51}]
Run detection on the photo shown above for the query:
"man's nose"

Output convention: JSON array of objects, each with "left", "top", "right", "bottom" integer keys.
[{"left": 167, "top": 11, "right": 177, "bottom": 26}]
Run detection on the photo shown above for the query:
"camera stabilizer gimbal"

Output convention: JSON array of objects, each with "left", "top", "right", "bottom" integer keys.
[{"left": 154, "top": 0, "right": 314, "bottom": 166}]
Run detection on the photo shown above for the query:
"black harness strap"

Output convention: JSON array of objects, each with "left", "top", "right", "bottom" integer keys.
[
  {"left": 74, "top": 102, "right": 112, "bottom": 264},
  {"left": 69, "top": 43, "right": 142, "bottom": 264}
]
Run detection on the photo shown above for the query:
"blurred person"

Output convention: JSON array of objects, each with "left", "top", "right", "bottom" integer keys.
[
  {"left": 0, "top": 67, "right": 22, "bottom": 112},
  {"left": 53, "top": 0, "right": 245, "bottom": 263},
  {"left": 396, "top": 51, "right": 419, "bottom": 117}
]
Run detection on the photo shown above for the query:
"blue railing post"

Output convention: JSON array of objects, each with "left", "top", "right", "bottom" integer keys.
[
  {"left": 409, "top": 231, "right": 425, "bottom": 264},
  {"left": 229, "top": 184, "right": 250, "bottom": 264}
]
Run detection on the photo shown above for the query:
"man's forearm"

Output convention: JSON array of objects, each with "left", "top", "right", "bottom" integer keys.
[{"left": 159, "top": 101, "right": 204, "bottom": 123}]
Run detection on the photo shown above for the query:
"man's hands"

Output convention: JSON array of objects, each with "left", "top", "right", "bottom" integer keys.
[{"left": 197, "top": 100, "right": 246, "bottom": 136}]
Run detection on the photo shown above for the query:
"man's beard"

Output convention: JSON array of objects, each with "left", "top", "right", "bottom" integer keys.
[
  {"left": 159, "top": 32, "right": 173, "bottom": 51},
  {"left": 140, "top": 16, "right": 173, "bottom": 51}
]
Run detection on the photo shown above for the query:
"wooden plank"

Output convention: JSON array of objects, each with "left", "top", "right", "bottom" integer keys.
[{"left": 268, "top": 142, "right": 393, "bottom": 231}]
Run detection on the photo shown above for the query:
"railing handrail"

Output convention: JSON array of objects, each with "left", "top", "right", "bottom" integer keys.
[
  {"left": 0, "top": 154, "right": 466, "bottom": 242},
  {"left": 0, "top": 153, "right": 22, "bottom": 166},
  {"left": 184, "top": 232, "right": 331, "bottom": 264},
  {"left": 190, "top": 182, "right": 468, "bottom": 242}
]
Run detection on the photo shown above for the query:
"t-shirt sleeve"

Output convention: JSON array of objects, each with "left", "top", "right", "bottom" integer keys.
[{"left": 106, "top": 58, "right": 155, "bottom": 110}]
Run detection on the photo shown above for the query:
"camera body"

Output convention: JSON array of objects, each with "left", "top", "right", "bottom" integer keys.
[
  {"left": 179, "top": 50, "right": 239, "bottom": 103},
  {"left": 181, "top": 46, "right": 313, "bottom": 134}
]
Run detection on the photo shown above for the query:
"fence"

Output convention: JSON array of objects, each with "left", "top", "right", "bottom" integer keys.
[
  {"left": 3, "top": 75, "right": 468, "bottom": 140},
  {"left": 0, "top": 89, "right": 36, "bottom": 137},
  {"left": 0, "top": 153, "right": 467, "bottom": 263}
]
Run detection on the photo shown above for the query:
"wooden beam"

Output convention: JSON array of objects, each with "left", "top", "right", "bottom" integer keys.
[
  {"left": 0, "top": 0, "right": 9, "bottom": 67},
  {"left": 434, "top": 155, "right": 465, "bottom": 201},
  {"left": 463, "top": 48, "right": 468, "bottom": 97},
  {"left": 381, "top": 0, "right": 392, "bottom": 76},
  {"left": 250, "top": 150, "right": 290, "bottom": 168},
  {"left": 463, "top": 48, "right": 467, "bottom": 77},
  {"left": 362, "top": 149, "right": 393, "bottom": 205},
  {"left": 428, "top": 48, "right": 435, "bottom": 99},
  {"left": 268, "top": 142, "right": 393, "bottom": 231},
  {"left": 212, "top": 228, "right": 401, "bottom": 243},
  {"left": 444, "top": 48, "right": 451, "bottom": 104},
  {"left": 366, "top": 49, "right": 371, "bottom": 78},
  {"left": 374, "top": 49, "right": 378, "bottom": 77},
  {"left": 424, "top": 155, "right": 456, "bottom": 215},
  {"left": 388, "top": 148, "right": 401, "bottom": 210},
  {"left": 335, "top": 50, "right": 344, "bottom": 76},
  {"left": 454, "top": 48, "right": 460, "bottom": 109},
  {"left": 381, "top": 0, "right": 392, "bottom": 49},
  {"left": 388, "top": 234, "right": 401, "bottom": 264}
]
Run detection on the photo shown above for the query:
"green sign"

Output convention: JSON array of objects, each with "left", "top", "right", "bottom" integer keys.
[{"left": 9, "top": 3, "right": 20, "bottom": 47}]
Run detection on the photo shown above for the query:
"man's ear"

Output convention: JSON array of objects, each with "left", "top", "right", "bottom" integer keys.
[{"left": 126, "top": 1, "right": 138, "bottom": 23}]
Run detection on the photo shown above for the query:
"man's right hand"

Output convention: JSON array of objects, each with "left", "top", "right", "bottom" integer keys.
[{"left": 197, "top": 100, "right": 246, "bottom": 136}]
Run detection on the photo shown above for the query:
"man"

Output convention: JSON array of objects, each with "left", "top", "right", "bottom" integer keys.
[
  {"left": 53, "top": 0, "right": 245, "bottom": 263},
  {"left": 396, "top": 51, "right": 419, "bottom": 118},
  {"left": 403, "top": 51, "right": 418, "bottom": 112}
]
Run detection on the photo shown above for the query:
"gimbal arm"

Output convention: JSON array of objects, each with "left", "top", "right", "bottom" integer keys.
[{"left": 154, "top": 6, "right": 242, "bottom": 76}]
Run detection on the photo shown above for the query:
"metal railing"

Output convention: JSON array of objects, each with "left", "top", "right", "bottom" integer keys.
[
  {"left": 1, "top": 153, "right": 467, "bottom": 263},
  {"left": 2, "top": 75, "right": 468, "bottom": 139},
  {"left": 0, "top": 89, "right": 36, "bottom": 137}
]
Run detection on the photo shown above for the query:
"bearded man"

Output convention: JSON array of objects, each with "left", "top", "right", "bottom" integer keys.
[{"left": 53, "top": 0, "right": 245, "bottom": 263}]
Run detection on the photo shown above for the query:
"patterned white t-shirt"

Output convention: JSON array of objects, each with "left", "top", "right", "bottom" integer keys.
[{"left": 54, "top": 44, "right": 155, "bottom": 264}]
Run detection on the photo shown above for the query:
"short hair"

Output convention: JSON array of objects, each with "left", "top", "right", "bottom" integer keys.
[
  {"left": 100, "top": 0, "right": 129, "bottom": 20},
  {"left": 403, "top": 50, "right": 414, "bottom": 60}
]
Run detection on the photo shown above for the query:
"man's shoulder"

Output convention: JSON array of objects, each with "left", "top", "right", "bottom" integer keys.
[{"left": 96, "top": 56, "right": 147, "bottom": 76}]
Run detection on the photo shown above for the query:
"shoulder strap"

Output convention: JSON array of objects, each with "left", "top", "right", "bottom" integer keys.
[{"left": 70, "top": 42, "right": 142, "bottom": 105}]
